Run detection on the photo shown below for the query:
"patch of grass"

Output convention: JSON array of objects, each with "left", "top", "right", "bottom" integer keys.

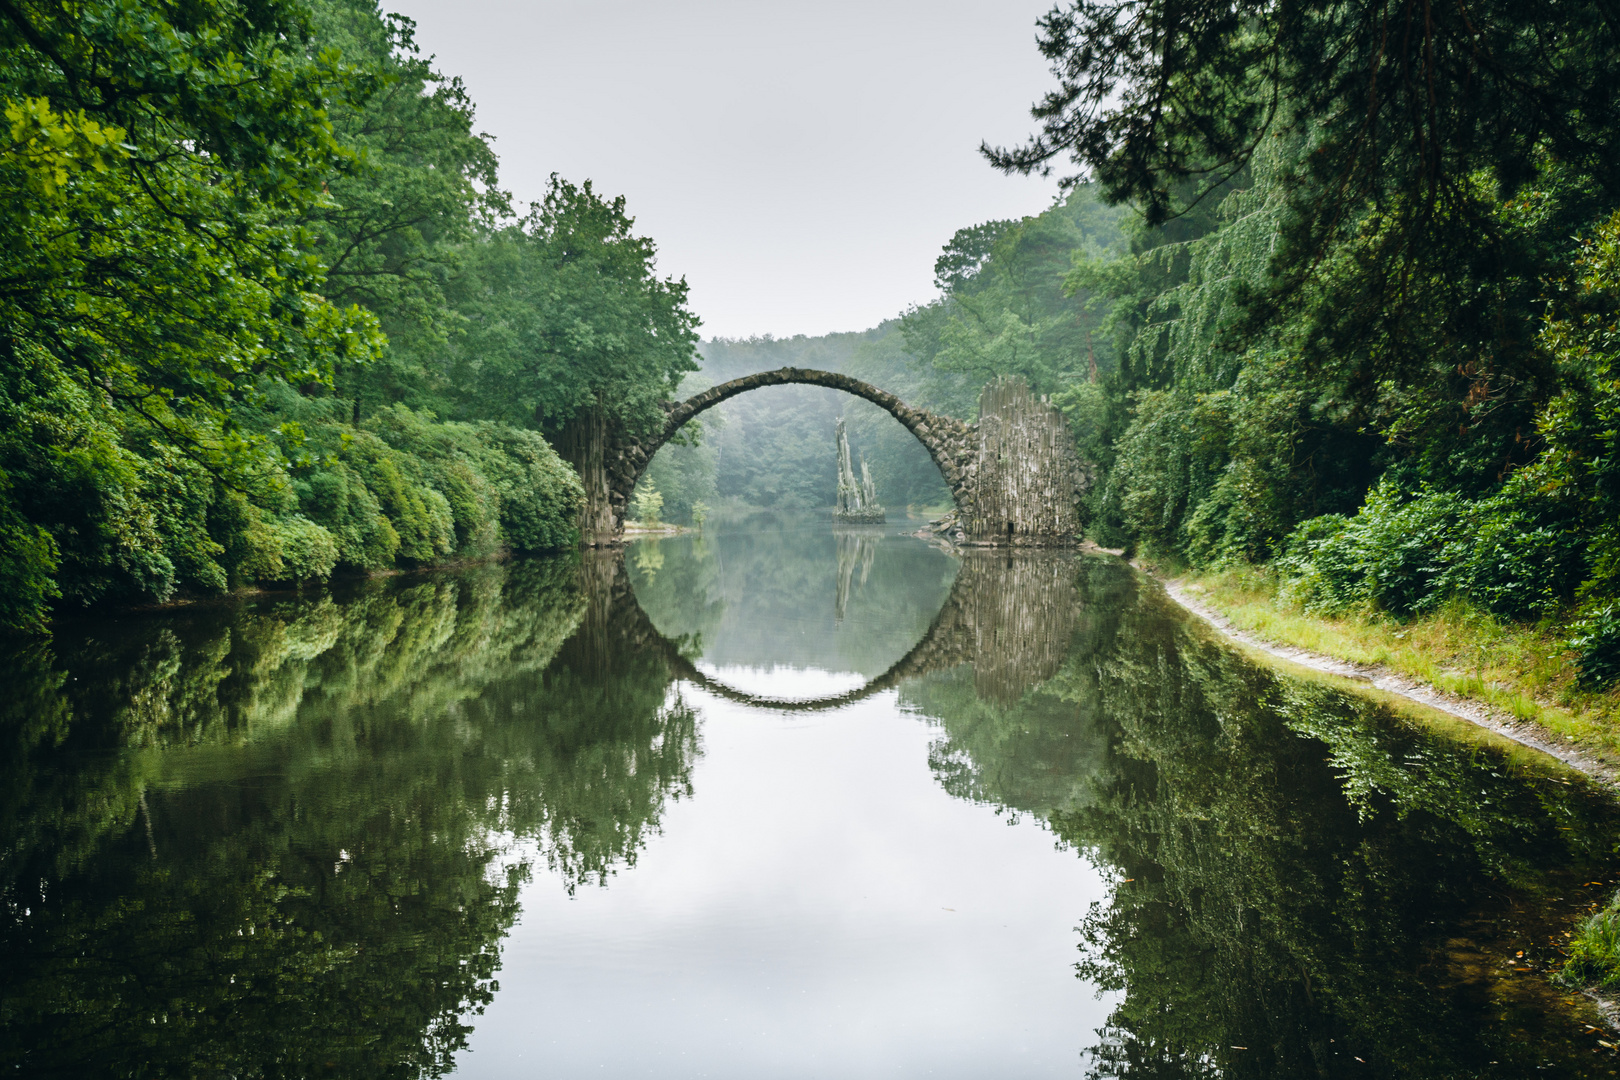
[
  {"left": 1562, "top": 893, "right": 1620, "bottom": 990},
  {"left": 1177, "top": 564, "right": 1620, "bottom": 757}
]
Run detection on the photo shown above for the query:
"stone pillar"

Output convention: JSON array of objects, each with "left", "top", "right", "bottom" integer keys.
[{"left": 964, "top": 377, "right": 1085, "bottom": 545}]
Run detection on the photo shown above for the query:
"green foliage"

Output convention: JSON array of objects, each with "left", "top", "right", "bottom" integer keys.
[
  {"left": 1569, "top": 603, "right": 1620, "bottom": 690},
  {"left": 1525, "top": 209, "right": 1620, "bottom": 601},
  {"left": 1279, "top": 482, "right": 1588, "bottom": 620},
  {"left": 0, "top": 0, "right": 695, "bottom": 632},
  {"left": 914, "top": 0, "right": 1620, "bottom": 625},
  {"left": 631, "top": 483, "right": 664, "bottom": 526},
  {"left": 305, "top": 0, "right": 508, "bottom": 408},
  {"left": 439, "top": 178, "right": 700, "bottom": 440},
  {"left": 0, "top": 0, "right": 389, "bottom": 627},
  {"left": 902, "top": 185, "right": 1128, "bottom": 409},
  {"left": 1562, "top": 893, "right": 1620, "bottom": 989},
  {"left": 456, "top": 422, "right": 584, "bottom": 551}
]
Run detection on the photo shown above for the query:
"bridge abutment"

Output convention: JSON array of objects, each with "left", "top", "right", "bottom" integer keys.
[{"left": 956, "top": 377, "right": 1088, "bottom": 546}]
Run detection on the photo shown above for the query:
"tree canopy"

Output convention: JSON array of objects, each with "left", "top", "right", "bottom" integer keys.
[{"left": 0, "top": 0, "right": 698, "bottom": 633}]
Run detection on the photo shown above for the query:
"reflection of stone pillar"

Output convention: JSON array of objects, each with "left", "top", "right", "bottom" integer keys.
[
  {"left": 834, "top": 530, "right": 880, "bottom": 623},
  {"left": 953, "top": 550, "right": 1078, "bottom": 703},
  {"left": 562, "top": 549, "right": 623, "bottom": 680}
]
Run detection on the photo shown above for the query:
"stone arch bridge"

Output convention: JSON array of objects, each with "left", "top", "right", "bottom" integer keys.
[{"left": 560, "top": 368, "right": 1091, "bottom": 546}]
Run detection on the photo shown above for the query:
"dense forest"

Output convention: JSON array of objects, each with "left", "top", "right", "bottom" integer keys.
[{"left": 0, "top": 0, "right": 697, "bottom": 632}]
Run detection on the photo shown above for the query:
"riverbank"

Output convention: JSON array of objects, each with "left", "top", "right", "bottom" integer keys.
[
  {"left": 1153, "top": 563, "right": 1620, "bottom": 785},
  {"left": 622, "top": 521, "right": 692, "bottom": 537}
]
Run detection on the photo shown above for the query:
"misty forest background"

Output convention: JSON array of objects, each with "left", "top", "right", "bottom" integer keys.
[{"left": 4, "top": 0, "right": 1620, "bottom": 683}]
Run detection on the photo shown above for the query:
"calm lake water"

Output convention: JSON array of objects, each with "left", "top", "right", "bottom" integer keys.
[{"left": 5, "top": 512, "right": 1620, "bottom": 1077}]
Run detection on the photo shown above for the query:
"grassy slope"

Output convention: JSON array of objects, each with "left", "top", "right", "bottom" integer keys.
[{"left": 1175, "top": 564, "right": 1620, "bottom": 758}]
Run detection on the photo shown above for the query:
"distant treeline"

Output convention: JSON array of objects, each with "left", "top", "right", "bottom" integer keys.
[
  {"left": 0, "top": 0, "right": 698, "bottom": 632},
  {"left": 650, "top": 1, "right": 1620, "bottom": 683}
]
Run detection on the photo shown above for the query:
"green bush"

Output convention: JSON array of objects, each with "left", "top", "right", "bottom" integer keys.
[
  {"left": 1281, "top": 481, "right": 1588, "bottom": 619},
  {"left": 1569, "top": 602, "right": 1620, "bottom": 689},
  {"left": 362, "top": 405, "right": 501, "bottom": 555},
  {"left": 1443, "top": 502, "right": 1587, "bottom": 621},
  {"left": 1280, "top": 484, "right": 1461, "bottom": 615},
  {"left": 227, "top": 503, "right": 339, "bottom": 586},
  {"left": 273, "top": 516, "right": 341, "bottom": 583},
  {"left": 339, "top": 432, "right": 453, "bottom": 564},
  {"left": 136, "top": 447, "right": 228, "bottom": 594},
  {"left": 460, "top": 423, "right": 583, "bottom": 551},
  {"left": 0, "top": 488, "right": 59, "bottom": 632},
  {"left": 294, "top": 463, "right": 400, "bottom": 571}
]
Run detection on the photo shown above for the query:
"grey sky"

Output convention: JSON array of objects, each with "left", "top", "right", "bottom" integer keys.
[{"left": 383, "top": 0, "right": 1064, "bottom": 340}]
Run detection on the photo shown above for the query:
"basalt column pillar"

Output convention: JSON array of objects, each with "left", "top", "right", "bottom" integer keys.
[{"left": 964, "top": 377, "right": 1087, "bottom": 545}]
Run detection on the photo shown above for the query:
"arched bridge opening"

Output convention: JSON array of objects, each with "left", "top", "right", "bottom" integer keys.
[{"left": 563, "top": 368, "right": 1091, "bottom": 547}]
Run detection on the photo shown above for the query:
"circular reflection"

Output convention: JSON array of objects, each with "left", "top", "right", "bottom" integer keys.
[{"left": 626, "top": 515, "right": 959, "bottom": 710}]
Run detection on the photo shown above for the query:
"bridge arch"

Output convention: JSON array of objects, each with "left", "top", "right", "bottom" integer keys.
[
  {"left": 577, "top": 369, "right": 1089, "bottom": 546},
  {"left": 606, "top": 368, "right": 977, "bottom": 533}
]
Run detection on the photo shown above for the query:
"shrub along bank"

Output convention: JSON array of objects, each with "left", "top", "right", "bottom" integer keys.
[{"left": 2, "top": 368, "right": 585, "bottom": 623}]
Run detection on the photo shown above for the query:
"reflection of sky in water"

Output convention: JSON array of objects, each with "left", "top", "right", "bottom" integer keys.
[
  {"left": 693, "top": 663, "right": 866, "bottom": 699},
  {"left": 629, "top": 518, "right": 958, "bottom": 680},
  {"left": 454, "top": 688, "right": 1112, "bottom": 1079}
]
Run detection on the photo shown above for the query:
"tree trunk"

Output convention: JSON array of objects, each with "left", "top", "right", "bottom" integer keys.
[{"left": 557, "top": 406, "right": 619, "bottom": 546}]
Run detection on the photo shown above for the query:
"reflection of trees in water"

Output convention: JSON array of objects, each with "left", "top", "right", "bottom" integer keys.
[
  {"left": 8, "top": 549, "right": 1620, "bottom": 1076},
  {"left": 0, "top": 556, "right": 699, "bottom": 1078},
  {"left": 904, "top": 555, "right": 1620, "bottom": 1076}
]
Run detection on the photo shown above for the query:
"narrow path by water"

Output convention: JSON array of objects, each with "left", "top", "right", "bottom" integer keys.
[{"left": 1161, "top": 574, "right": 1620, "bottom": 786}]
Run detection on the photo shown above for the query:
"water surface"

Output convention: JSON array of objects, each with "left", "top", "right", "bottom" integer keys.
[{"left": 3, "top": 512, "right": 1619, "bottom": 1077}]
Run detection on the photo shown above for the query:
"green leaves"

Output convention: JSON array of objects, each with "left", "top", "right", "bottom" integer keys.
[{"left": 441, "top": 176, "right": 700, "bottom": 440}]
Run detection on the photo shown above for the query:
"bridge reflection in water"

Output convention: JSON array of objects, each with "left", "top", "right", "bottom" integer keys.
[
  {"left": 598, "top": 543, "right": 1080, "bottom": 711},
  {"left": 7, "top": 537, "right": 1620, "bottom": 1076}
]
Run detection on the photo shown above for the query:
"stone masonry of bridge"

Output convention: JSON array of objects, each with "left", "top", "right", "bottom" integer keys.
[{"left": 577, "top": 368, "right": 1090, "bottom": 546}]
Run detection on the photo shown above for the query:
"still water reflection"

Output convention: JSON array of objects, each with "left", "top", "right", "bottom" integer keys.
[{"left": 3, "top": 512, "right": 1619, "bottom": 1077}]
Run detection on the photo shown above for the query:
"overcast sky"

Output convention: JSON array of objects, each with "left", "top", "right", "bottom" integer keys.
[{"left": 383, "top": 0, "right": 1065, "bottom": 340}]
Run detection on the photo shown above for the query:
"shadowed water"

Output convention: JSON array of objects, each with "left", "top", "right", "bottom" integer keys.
[{"left": 2, "top": 512, "right": 1619, "bottom": 1077}]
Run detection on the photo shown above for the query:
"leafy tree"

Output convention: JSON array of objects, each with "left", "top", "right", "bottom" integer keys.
[
  {"left": 298, "top": 0, "right": 509, "bottom": 415},
  {"left": 442, "top": 178, "right": 700, "bottom": 441},
  {"left": 0, "top": 0, "right": 387, "bottom": 624},
  {"left": 979, "top": 0, "right": 1620, "bottom": 573},
  {"left": 901, "top": 185, "right": 1127, "bottom": 411}
]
